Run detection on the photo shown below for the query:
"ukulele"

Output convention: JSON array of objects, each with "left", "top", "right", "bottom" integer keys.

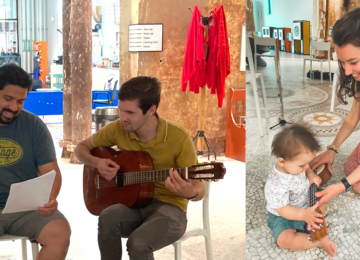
[
  {"left": 308, "top": 183, "right": 329, "bottom": 243},
  {"left": 313, "top": 163, "right": 331, "bottom": 185},
  {"left": 83, "top": 147, "right": 226, "bottom": 216}
]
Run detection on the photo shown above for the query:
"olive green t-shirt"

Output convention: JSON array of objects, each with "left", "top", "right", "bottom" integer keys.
[{"left": 91, "top": 116, "right": 198, "bottom": 213}]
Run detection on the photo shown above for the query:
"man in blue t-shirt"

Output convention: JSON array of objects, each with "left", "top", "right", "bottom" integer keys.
[{"left": 0, "top": 64, "right": 70, "bottom": 260}]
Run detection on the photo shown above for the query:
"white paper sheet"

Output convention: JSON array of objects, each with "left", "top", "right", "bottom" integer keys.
[{"left": 2, "top": 170, "right": 56, "bottom": 214}]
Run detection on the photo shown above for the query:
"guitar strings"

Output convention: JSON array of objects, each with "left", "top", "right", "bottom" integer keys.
[{"left": 95, "top": 168, "right": 187, "bottom": 188}]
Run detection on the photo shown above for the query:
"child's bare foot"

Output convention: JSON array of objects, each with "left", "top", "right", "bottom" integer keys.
[{"left": 320, "top": 236, "right": 337, "bottom": 257}]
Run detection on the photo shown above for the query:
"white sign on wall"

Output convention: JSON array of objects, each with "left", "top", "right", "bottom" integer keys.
[{"left": 128, "top": 24, "right": 163, "bottom": 52}]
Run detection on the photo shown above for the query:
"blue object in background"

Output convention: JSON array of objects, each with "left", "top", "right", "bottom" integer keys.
[
  {"left": 23, "top": 90, "right": 119, "bottom": 116},
  {"left": 33, "top": 69, "right": 40, "bottom": 80}
]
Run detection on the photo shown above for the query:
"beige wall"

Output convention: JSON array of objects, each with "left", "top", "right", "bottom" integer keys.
[{"left": 120, "top": 0, "right": 245, "bottom": 153}]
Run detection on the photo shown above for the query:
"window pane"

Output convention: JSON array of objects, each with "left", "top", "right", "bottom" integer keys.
[
  {"left": 0, "top": 21, "right": 17, "bottom": 52},
  {"left": 0, "top": 0, "right": 17, "bottom": 19}
]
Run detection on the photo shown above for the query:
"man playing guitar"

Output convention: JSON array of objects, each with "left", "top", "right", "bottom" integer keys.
[{"left": 75, "top": 76, "right": 204, "bottom": 259}]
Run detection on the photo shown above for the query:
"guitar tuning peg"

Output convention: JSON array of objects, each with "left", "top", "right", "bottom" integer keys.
[
  {"left": 308, "top": 236, "right": 311, "bottom": 241},
  {"left": 311, "top": 229, "right": 315, "bottom": 233},
  {"left": 213, "top": 179, "right": 219, "bottom": 182}
]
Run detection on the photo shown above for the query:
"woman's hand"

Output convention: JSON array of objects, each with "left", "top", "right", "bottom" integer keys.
[
  {"left": 310, "top": 150, "right": 336, "bottom": 173},
  {"left": 315, "top": 183, "right": 345, "bottom": 208}
]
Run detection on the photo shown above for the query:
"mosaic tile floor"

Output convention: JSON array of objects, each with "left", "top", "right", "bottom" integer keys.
[
  {"left": 245, "top": 52, "right": 355, "bottom": 137},
  {"left": 246, "top": 53, "right": 360, "bottom": 259}
]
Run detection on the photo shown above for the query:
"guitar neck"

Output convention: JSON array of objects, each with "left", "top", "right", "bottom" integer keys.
[
  {"left": 309, "top": 183, "right": 317, "bottom": 207},
  {"left": 118, "top": 168, "right": 187, "bottom": 186}
]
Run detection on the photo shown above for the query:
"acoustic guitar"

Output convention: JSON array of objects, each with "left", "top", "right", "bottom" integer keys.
[
  {"left": 308, "top": 182, "right": 329, "bottom": 243},
  {"left": 83, "top": 147, "right": 226, "bottom": 216}
]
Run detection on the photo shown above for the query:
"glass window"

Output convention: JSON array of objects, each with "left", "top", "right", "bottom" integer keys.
[{"left": 0, "top": 0, "right": 17, "bottom": 20}]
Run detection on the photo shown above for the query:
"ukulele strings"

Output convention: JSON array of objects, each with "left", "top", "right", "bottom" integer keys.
[{"left": 96, "top": 168, "right": 187, "bottom": 188}]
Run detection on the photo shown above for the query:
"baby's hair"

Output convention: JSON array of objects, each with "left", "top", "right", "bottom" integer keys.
[{"left": 271, "top": 123, "right": 321, "bottom": 160}]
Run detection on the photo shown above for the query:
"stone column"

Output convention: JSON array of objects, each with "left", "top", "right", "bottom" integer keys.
[
  {"left": 68, "top": 0, "right": 93, "bottom": 163},
  {"left": 246, "top": 0, "right": 256, "bottom": 38},
  {"left": 59, "top": 0, "right": 72, "bottom": 158}
]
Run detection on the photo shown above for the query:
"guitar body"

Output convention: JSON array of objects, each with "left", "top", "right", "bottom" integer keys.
[{"left": 83, "top": 147, "right": 154, "bottom": 216}]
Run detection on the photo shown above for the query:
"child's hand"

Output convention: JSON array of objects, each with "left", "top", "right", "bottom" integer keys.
[
  {"left": 302, "top": 202, "right": 323, "bottom": 229},
  {"left": 308, "top": 174, "right": 322, "bottom": 189}
]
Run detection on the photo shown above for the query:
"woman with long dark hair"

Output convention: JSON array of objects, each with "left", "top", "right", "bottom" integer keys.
[{"left": 311, "top": 8, "right": 360, "bottom": 204}]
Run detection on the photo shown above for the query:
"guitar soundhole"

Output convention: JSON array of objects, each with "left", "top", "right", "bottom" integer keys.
[{"left": 117, "top": 172, "right": 124, "bottom": 187}]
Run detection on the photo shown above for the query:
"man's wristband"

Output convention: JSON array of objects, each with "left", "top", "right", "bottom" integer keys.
[
  {"left": 341, "top": 177, "right": 352, "bottom": 192},
  {"left": 186, "top": 192, "right": 198, "bottom": 200},
  {"left": 327, "top": 144, "right": 340, "bottom": 154}
]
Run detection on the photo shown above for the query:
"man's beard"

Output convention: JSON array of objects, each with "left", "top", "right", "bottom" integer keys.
[{"left": 0, "top": 108, "right": 18, "bottom": 125}]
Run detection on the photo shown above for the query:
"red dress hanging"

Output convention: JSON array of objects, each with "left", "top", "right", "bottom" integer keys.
[
  {"left": 181, "top": 5, "right": 230, "bottom": 108},
  {"left": 181, "top": 5, "right": 206, "bottom": 94},
  {"left": 206, "top": 5, "right": 231, "bottom": 108}
]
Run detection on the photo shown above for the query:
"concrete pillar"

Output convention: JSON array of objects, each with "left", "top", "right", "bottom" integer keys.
[
  {"left": 119, "top": 0, "right": 140, "bottom": 84},
  {"left": 68, "top": 0, "right": 93, "bottom": 163},
  {"left": 312, "top": 0, "right": 319, "bottom": 41},
  {"left": 59, "top": 0, "right": 72, "bottom": 158},
  {"left": 246, "top": 0, "right": 256, "bottom": 38}
]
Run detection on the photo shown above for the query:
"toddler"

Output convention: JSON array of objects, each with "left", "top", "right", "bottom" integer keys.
[{"left": 265, "top": 123, "right": 336, "bottom": 257}]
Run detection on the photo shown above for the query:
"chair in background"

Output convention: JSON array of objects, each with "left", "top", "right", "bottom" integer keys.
[
  {"left": 246, "top": 36, "right": 270, "bottom": 137},
  {"left": 53, "top": 74, "right": 63, "bottom": 90},
  {"left": 254, "top": 36, "right": 279, "bottom": 79},
  {"left": 303, "top": 41, "right": 331, "bottom": 83},
  {"left": 173, "top": 182, "right": 212, "bottom": 260},
  {"left": 92, "top": 80, "right": 119, "bottom": 109},
  {"left": 0, "top": 234, "right": 39, "bottom": 260},
  {"left": 225, "top": 88, "right": 246, "bottom": 162}
]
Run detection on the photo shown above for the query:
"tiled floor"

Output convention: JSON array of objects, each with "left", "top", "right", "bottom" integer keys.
[
  {"left": 0, "top": 116, "right": 245, "bottom": 260},
  {"left": 246, "top": 52, "right": 360, "bottom": 259}
]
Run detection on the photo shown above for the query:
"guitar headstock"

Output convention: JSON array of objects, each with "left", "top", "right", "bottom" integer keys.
[{"left": 186, "top": 162, "right": 226, "bottom": 181}]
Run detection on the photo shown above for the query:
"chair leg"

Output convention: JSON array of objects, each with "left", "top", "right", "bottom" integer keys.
[
  {"left": 21, "top": 238, "right": 28, "bottom": 260},
  {"left": 254, "top": 54, "right": 257, "bottom": 72},
  {"left": 174, "top": 242, "right": 182, "bottom": 260},
  {"left": 310, "top": 60, "right": 312, "bottom": 78},
  {"left": 204, "top": 235, "right": 213, "bottom": 260},
  {"left": 303, "top": 59, "right": 306, "bottom": 81},
  {"left": 259, "top": 74, "right": 269, "bottom": 118},
  {"left": 31, "top": 242, "right": 39, "bottom": 260},
  {"left": 321, "top": 61, "right": 323, "bottom": 83},
  {"left": 250, "top": 80, "right": 264, "bottom": 137},
  {"left": 329, "top": 61, "right": 331, "bottom": 82}
]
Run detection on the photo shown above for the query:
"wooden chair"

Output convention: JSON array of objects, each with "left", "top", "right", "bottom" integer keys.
[{"left": 225, "top": 88, "right": 246, "bottom": 162}]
